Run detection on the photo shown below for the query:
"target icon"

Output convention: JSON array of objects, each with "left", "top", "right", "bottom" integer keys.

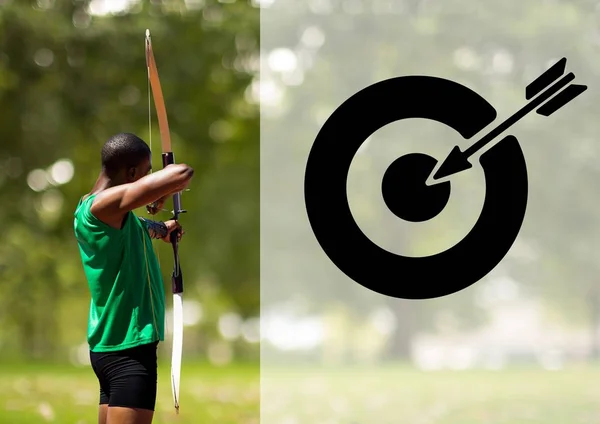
[{"left": 304, "top": 58, "right": 586, "bottom": 300}]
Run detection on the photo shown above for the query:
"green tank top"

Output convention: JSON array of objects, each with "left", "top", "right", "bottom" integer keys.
[{"left": 74, "top": 194, "right": 165, "bottom": 352}]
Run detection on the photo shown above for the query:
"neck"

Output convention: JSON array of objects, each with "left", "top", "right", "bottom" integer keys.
[{"left": 90, "top": 172, "right": 122, "bottom": 194}]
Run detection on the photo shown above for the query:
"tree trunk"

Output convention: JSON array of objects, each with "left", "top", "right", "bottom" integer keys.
[
  {"left": 380, "top": 217, "right": 419, "bottom": 361},
  {"left": 383, "top": 300, "right": 417, "bottom": 360}
]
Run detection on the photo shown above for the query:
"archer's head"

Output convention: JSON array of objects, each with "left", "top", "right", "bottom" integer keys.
[{"left": 101, "top": 133, "right": 152, "bottom": 184}]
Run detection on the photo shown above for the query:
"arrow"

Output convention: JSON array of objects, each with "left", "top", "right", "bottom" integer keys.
[{"left": 433, "top": 58, "right": 587, "bottom": 180}]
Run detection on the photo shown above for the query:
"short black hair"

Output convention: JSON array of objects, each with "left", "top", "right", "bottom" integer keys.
[{"left": 101, "top": 133, "right": 151, "bottom": 176}]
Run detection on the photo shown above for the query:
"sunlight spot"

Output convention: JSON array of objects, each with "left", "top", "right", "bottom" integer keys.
[
  {"left": 263, "top": 315, "right": 323, "bottom": 350},
  {"left": 492, "top": 49, "right": 514, "bottom": 74},
  {"left": 34, "top": 49, "right": 54, "bottom": 67},
  {"left": 70, "top": 342, "right": 91, "bottom": 367},
  {"left": 241, "top": 317, "right": 260, "bottom": 343},
  {"left": 36, "top": 0, "right": 55, "bottom": 10},
  {"left": 203, "top": 6, "right": 224, "bottom": 23},
  {"left": 88, "top": 0, "right": 132, "bottom": 15},
  {"left": 27, "top": 169, "right": 49, "bottom": 192},
  {"left": 182, "top": 300, "right": 203, "bottom": 326},
  {"left": 308, "top": 0, "right": 333, "bottom": 14},
  {"left": 453, "top": 46, "right": 481, "bottom": 71},
  {"left": 219, "top": 313, "right": 242, "bottom": 340},
  {"left": 41, "top": 189, "right": 64, "bottom": 213},
  {"left": 185, "top": 0, "right": 205, "bottom": 10},
  {"left": 72, "top": 9, "right": 92, "bottom": 28},
  {"left": 268, "top": 48, "right": 297, "bottom": 73},
  {"left": 300, "top": 26, "right": 325, "bottom": 49},
  {"left": 38, "top": 402, "right": 54, "bottom": 421},
  {"left": 247, "top": 78, "right": 283, "bottom": 106},
  {"left": 49, "top": 159, "right": 74, "bottom": 185},
  {"left": 251, "top": 0, "right": 275, "bottom": 7},
  {"left": 369, "top": 307, "right": 396, "bottom": 336}
]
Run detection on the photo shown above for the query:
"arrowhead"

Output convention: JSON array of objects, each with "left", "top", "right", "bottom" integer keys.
[{"left": 433, "top": 146, "right": 472, "bottom": 180}]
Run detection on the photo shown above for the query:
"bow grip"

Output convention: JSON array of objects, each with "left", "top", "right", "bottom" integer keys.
[
  {"left": 162, "top": 152, "right": 184, "bottom": 217},
  {"left": 172, "top": 267, "right": 184, "bottom": 294}
]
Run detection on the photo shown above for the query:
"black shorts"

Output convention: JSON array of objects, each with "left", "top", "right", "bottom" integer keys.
[{"left": 89, "top": 341, "right": 159, "bottom": 410}]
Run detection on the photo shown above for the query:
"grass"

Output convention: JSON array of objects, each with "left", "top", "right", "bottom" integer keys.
[
  {"left": 0, "top": 361, "right": 258, "bottom": 424},
  {"left": 262, "top": 364, "right": 600, "bottom": 423},
  {"left": 2, "top": 362, "right": 600, "bottom": 423}
]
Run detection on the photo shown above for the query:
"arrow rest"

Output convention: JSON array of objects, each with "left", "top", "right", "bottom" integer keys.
[{"left": 170, "top": 208, "right": 187, "bottom": 222}]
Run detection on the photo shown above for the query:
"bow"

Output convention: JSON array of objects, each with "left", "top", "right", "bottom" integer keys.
[{"left": 145, "top": 29, "right": 185, "bottom": 414}]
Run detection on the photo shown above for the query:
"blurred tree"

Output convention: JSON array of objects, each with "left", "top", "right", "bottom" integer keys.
[
  {"left": 0, "top": 0, "right": 259, "bottom": 360},
  {"left": 261, "top": 0, "right": 600, "bottom": 361}
]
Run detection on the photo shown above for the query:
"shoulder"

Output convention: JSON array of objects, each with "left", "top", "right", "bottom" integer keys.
[
  {"left": 75, "top": 194, "right": 95, "bottom": 218},
  {"left": 75, "top": 194, "right": 121, "bottom": 232}
]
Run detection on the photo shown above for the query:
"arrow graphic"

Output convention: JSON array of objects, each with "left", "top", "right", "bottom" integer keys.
[{"left": 433, "top": 58, "right": 587, "bottom": 180}]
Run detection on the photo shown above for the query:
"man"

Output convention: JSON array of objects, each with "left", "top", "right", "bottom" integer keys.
[{"left": 73, "top": 132, "right": 194, "bottom": 424}]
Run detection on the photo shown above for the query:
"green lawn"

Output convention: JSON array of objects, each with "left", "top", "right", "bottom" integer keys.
[
  {"left": 0, "top": 361, "right": 258, "bottom": 424},
  {"left": 2, "top": 362, "right": 600, "bottom": 423},
  {"left": 262, "top": 364, "right": 600, "bottom": 423}
]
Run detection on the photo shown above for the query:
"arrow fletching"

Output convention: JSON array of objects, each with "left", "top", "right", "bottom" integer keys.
[
  {"left": 536, "top": 84, "right": 587, "bottom": 116},
  {"left": 525, "top": 57, "right": 586, "bottom": 117},
  {"left": 526, "top": 57, "right": 567, "bottom": 100}
]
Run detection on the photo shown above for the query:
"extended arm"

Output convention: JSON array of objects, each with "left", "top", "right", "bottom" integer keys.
[{"left": 91, "top": 164, "right": 193, "bottom": 229}]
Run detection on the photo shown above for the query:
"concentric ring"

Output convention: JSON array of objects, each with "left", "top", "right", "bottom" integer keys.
[{"left": 304, "top": 76, "right": 528, "bottom": 299}]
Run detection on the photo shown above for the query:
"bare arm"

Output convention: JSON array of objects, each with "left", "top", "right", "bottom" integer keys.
[{"left": 91, "top": 164, "right": 193, "bottom": 229}]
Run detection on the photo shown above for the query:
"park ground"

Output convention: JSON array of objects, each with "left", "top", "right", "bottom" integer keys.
[
  {"left": 0, "top": 361, "right": 258, "bottom": 424},
  {"left": 1, "top": 362, "right": 600, "bottom": 423}
]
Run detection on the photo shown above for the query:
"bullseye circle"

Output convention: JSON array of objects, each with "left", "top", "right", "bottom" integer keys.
[
  {"left": 303, "top": 75, "right": 529, "bottom": 300},
  {"left": 381, "top": 153, "right": 450, "bottom": 222}
]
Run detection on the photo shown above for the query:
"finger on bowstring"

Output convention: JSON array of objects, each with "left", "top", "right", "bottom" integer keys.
[{"left": 146, "top": 204, "right": 169, "bottom": 214}]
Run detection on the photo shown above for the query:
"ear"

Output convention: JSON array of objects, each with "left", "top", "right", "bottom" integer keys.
[{"left": 127, "top": 167, "right": 137, "bottom": 181}]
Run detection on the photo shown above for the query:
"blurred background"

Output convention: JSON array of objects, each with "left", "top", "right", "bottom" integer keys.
[
  {"left": 0, "top": 0, "right": 259, "bottom": 423},
  {"left": 261, "top": 0, "right": 600, "bottom": 423},
  {"left": 5, "top": 0, "right": 600, "bottom": 423}
]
